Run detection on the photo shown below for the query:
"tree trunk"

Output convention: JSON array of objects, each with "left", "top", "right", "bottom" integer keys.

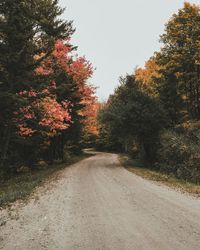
[{"left": 0, "top": 123, "right": 12, "bottom": 170}]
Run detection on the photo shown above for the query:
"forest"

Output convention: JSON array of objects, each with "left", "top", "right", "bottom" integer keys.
[
  {"left": 0, "top": 0, "right": 98, "bottom": 179},
  {"left": 98, "top": 2, "right": 200, "bottom": 183},
  {"left": 0, "top": 1, "right": 200, "bottom": 186}
]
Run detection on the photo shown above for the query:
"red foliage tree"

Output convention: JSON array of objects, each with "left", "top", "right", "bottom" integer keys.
[
  {"left": 15, "top": 88, "right": 72, "bottom": 137},
  {"left": 16, "top": 39, "right": 97, "bottom": 140},
  {"left": 35, "top": 39, "right": 97, "bottom": 135}
]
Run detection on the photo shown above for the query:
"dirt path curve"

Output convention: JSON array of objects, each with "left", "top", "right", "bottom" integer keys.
[{"left": 0, "top": 152, "right": 200, "bottom": 250}]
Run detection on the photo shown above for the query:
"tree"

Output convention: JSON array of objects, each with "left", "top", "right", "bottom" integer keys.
[
  {"left": 98, "top": 75, "right": 165, "bottom": 162},
  {"left": 35, "top": 39, "right": 95, "bottom": 158},
  {"left": 158, "top": 2, "right": 200, "bottom": 121},
  {"left": 135, "top": 55, "right": 161, "bottom": 97},
  {"left": 0, "top": 0, "right": 73, "bottom": 170},
  {"left": 15, "top": 89, "right": 72, "bottom": 138}
]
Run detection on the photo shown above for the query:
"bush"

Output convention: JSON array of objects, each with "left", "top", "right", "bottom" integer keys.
[{"left": 157, "top": 123, "right": 200, "bottom": 183}]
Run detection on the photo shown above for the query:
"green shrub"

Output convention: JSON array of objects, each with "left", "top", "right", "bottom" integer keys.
[{"left": 157, "top": 123, "right": 200, "bottom": 183}]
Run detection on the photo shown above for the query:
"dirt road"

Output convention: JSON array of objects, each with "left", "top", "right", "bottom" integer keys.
[{"left": 0, "top": 152, "right": 200, "bottom": 250}]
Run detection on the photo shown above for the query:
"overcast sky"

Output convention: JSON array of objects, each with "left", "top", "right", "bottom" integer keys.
[{"left": 60, "top": 0, "right": 200, "bottom": 100}]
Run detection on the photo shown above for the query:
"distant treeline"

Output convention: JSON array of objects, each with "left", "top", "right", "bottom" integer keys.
[{"left": 98, "top": 2, "right": 200, "bottom": 183}]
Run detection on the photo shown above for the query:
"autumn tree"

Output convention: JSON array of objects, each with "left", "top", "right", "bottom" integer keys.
[
  {"left": 135, "top": 55, "right": 161, "bottom": 97},
  {"left": 158, "top": 2, "right": 200, "bottom": 121},
  {"left": 0, "top": 0, "right": 73, "bottom": 171},
  {"left": 35, "top": 39, "right": 95, "bottom": 159}
]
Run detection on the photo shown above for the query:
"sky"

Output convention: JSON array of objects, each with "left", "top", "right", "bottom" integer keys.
[{"left": 60, "top": 0, "right": 200, "bottom": 100}]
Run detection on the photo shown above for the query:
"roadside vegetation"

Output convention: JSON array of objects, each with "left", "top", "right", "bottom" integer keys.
[
  {"left": 97, "top": 2, "right": 200, "bottom": 185},
  {"left": 120, "top": 154, "right": 200, "bottom": 197},
  {"left": 0, "top": 152, "right": 92, "bottom": 207}
]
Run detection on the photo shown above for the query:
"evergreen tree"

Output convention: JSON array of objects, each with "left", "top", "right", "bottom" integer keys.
[{"left": 98, "top": 75, "right": 165, "bottom": 162}]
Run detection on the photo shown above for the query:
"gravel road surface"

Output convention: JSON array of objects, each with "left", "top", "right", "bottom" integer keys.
[{"left": 0, "top": 152, "right": 200, "bottom": 250}]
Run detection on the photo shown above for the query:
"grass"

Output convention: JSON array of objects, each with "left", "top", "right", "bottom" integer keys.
[
  {"left": 119, "top": 154, "right": 200, "bottom": 197},
  {"left": 0, "top": 153, "right": 92, "bottom": 208}
]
